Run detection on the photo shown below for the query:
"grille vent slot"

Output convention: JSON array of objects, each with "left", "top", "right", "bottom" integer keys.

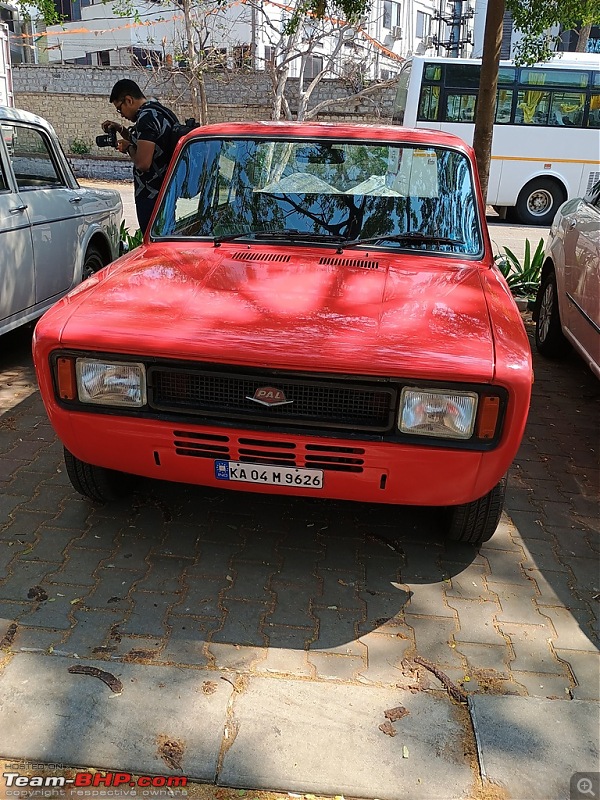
[
  {"left": 319, "top": 257, "right": 379, "bottom": 270},
  {"left": 232, "top": 251, "right": 290, "bottom": 262},
  {"left": 173, "top": 430, "right": 231, "bottom": 459},
  {"left": 237, "top": 436, "right": 297, "bottom": 466},
  {"left": 305, "top": 443, "right": 365, "bottom": 473}
]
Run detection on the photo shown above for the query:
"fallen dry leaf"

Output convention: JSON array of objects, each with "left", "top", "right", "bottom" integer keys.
[
  {"left": 378, "top": 721, "right": 397, "bottom": 737},
  {"left": 157, "top": 735, "right": 184, "bottom": 771},
  {"left": 384, "top": 706, "right": 409, "bottom": 722}
]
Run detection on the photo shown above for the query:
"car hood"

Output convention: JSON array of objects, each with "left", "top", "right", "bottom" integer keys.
[{"left": 58, "top": 243, "right": 495, "bottom": 381}]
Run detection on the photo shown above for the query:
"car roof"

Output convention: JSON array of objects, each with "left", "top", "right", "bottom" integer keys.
[
  {"left": 181, "top": 120, "right": 474, "bottom": 154},
  {"left": 0, "top": 105, "right": 58, "bottom": 134}
]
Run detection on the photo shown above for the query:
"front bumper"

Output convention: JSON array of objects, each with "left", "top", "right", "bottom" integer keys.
[{"left": 51, "top": 410, "right": 512, "bottom": 507}]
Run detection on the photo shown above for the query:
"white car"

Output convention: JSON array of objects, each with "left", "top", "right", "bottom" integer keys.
[
  {"left": 533, "top": 180, "right": 600, "bottom": 378},
  {"left": 0, "top": 106, "right": 122, "bottom": 337}
]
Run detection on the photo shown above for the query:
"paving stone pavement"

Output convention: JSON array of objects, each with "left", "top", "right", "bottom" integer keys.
[{"left": 0, "top": 314, "right": 598, "bottom": 798}]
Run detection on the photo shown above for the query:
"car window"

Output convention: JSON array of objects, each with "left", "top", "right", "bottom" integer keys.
[
  {"left": 1, "top": 123, "right": 64, "bottom": 190},
  {"left": 0, "top": 155, "right": 7, "bottom": 192}
]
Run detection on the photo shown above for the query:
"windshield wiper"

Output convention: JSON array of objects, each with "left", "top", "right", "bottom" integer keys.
[
  {"left": 339, "top": 233, "right": 465, "bottom": 250},
  {"left": 253, "top": 229, "right": 347, "bottom": 243},
  {"left": 212, "top": 231, "right": 255, "bottom": 245},
  {"left": 212, "top": 229, "right": 346, "bottom": 246}
]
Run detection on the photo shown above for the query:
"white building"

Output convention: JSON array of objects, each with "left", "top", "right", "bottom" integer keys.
[{"left": 36, "top": 0, "right": 475, "bottom": 77}]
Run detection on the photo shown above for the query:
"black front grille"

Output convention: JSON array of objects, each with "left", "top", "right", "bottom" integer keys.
[{"left": 148, "top": 367, "right": 396, "bottom": 432}]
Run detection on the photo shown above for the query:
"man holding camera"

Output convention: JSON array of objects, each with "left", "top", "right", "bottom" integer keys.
[{"left": 101, "top": 79, "right": 176, "bottom": 235}]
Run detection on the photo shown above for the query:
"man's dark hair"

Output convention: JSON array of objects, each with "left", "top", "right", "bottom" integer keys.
[{"left": 109, "top": 79, "right": 145, "bottom": 104}]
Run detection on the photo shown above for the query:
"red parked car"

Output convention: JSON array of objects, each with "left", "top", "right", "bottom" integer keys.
[{"left": 33, "top": 122, "right": 532, "bottom": 546}]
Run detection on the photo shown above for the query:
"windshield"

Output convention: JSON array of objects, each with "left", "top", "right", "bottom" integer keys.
[{"left": 152, "top": 137, "right": 483, "bottom": 255}]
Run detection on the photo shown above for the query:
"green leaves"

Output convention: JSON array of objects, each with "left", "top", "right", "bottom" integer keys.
[
  {"left": 119, "top": 221, "right": 143, "bottom": 252},
  {"left": 495, "top": 237, "right": 545, "bottom": 299},
  {"left": 507, "top": 0, "right": 600, "bottom": 63}
]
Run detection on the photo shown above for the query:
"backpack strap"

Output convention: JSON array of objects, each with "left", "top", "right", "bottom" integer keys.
[{"left": 142, "top": 99, "right": 179, "bottom": 127}]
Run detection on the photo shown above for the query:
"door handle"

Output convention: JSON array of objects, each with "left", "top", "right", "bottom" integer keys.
[
  {"left": 69, "top": 196, "right": 83, "bottom": 204},
  {"left": 9, "top": 204, "right": 28, "bottom": 213}
]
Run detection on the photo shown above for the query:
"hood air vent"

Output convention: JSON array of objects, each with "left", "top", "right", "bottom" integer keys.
[
  {"left": 319, "top": 257, "right": 379, "bottom": 270},
  {"left": 232, "top": 252, "right": 290, "bottom": 262}
]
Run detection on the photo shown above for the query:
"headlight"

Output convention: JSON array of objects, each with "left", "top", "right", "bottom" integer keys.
[
  {"left": 399, "top": 387, "right": 478, "bottom": 439},
  {"left": 76, "top": 359, "right": 146, "bottom": 408}
]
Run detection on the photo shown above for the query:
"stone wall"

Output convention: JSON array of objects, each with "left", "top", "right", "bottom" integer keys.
[{"left": 12, "top": 64, "right": 396, "bottom": 179}]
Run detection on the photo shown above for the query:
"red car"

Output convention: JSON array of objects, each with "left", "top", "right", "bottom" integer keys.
[{"left": 33, "top": 122, "right": 532, "bottom": 546}]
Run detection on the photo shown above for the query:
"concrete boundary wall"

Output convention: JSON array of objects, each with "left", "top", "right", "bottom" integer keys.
[{"left": 12, "top": 64, "right": 395, "bottom": 179}]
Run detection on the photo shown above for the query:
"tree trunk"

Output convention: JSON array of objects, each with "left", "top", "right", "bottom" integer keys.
[
  {"left": 198, "top": 72, "right": 208, "bottom": 125},
  {"left": 472, "top": 0, "right": 505, "bottom": 206},
  {"left": 182, "top": 0, "right": 204, "bottom": 123},
  {"left": 576, "top": 23, "right": 592, "bottom": 52},
  {"left": 272, "top": 68, "right": 289, "bottom": 119}
]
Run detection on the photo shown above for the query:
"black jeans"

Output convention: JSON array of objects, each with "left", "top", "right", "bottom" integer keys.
[{"left": 135, "top": 196, "right": 157, "bottom": 236}]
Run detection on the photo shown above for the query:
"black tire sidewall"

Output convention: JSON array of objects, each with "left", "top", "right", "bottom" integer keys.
[
  {"left": 534, "top": 271, "right": 569, "bottom": 356},
  {"left": 516, "top": 179, "right": 564, "bottom": 226},
  {"left": 82, "top": 246, "right": 104, "bottom": 281}
]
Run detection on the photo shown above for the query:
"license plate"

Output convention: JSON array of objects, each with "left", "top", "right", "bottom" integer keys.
[{"left": 214, "top": 460, "right": 323, "bottom": 489}]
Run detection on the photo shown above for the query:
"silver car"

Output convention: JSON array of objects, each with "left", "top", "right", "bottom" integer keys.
[
  {"left": 533, "top": 180, "right": 600, "bottom": 378},
  {"left": 0, "top": 106, "right": 122, "bottom": 337}
]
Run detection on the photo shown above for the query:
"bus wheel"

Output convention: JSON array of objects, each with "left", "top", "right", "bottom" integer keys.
[{"left": 515, "top": 178, "right": 565, "bottom": 226}]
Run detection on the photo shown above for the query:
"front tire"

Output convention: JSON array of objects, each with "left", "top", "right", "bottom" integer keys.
[
  {"left": 64, "top": 448, "right": 128, "bottom": 503},
  {"left": 514, "top": 178, "right": 565, "bottom": 226},
  {"left": 446, "top": 476, "right": 507, "bottom": 547},
  {"left": 534, "top": 271, "right": 571, "bottom": 357},
  {"left": 81, "top": 245, "right": 105, "bottom": 281}
]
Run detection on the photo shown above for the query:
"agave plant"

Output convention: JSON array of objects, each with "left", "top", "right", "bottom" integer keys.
[
  {"left": 494, "top": 237, "right": 545, "bottom": 299},
  {"left": 119, "top": 221, "right": 144, "bottom": 253}
]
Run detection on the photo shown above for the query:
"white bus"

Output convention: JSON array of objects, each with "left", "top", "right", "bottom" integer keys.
[{"left": 392, "top": 53, "right": 600, "bottom": 225}]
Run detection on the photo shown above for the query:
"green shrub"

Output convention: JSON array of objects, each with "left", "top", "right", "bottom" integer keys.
[
  {"left": 494, "top": 237, "right": 545, "bottom": 299},
  {"left": 70, "top": 137, "right": 92, "bottom": 155},
  {"left": 119, "top": 221, "right": 144, "bottom": 252}
]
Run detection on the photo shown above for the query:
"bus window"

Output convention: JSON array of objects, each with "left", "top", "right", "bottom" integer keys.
[
  {"left": 498, "top": 66, "right": 516, "bottom": 84},
  {"left": 424, "top": 64, "right": 442, "bottom": 81},
  {"left": 549, "top": 92, "right": 586, "bottom": 126},
  {"left": 517, "top": 89, "right": 550, "bottom": 124},
  {"left": 444, "top": 64, "right": 480, "bottom": 88},
  {"left": 495, "top": 90, "right": 513, "bottom": 123},
  {"left": 520, "top": 68, "right": 589, "bottom": 88},
  {"left": 589, "top": 94, "right": 600, "bottom": 128},
  {"left": 445, "top": 94, "right": 477, "bottom": 122},
  {"left": 418, "top": 85, "right": 440, "bottom": 121}
]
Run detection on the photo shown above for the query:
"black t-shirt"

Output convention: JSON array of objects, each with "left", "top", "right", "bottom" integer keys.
[{"left": 130, "top": 102, "right": 175, "bottom": 204}]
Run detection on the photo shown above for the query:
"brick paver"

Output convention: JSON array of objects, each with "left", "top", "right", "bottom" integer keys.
[{"left": 0, "top": 318, "right": 598, "bottom": 709}]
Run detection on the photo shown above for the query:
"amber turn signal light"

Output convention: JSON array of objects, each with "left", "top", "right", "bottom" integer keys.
[
  {"left": 477, "top": 395, "right": 500, "bottom": 439},
  {"left": 56, "top": 357, "right": 76, "bottom": 401}
]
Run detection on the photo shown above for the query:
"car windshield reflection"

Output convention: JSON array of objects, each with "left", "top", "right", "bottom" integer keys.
[{"left": 152, "top": 138, "right": 483, "bottom": 256}]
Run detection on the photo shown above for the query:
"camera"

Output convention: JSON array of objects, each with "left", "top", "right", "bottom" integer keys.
[{"left": 96, "top": 128, "right": 117, "bottom": 148}]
